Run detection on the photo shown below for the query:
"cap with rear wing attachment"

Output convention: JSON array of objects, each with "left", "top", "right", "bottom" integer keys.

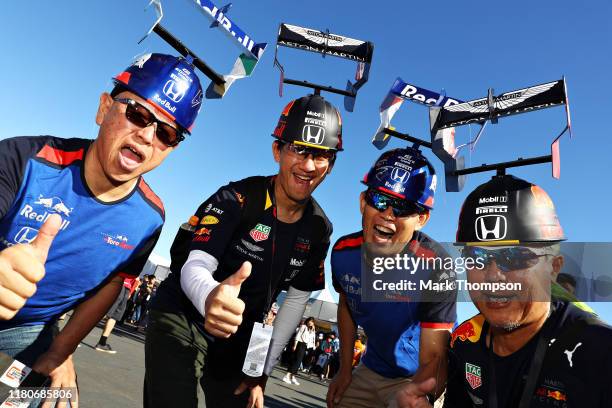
[
  {"left": 429, "top": 77, "right": 572, "bottom": 191},
  {"left": 274, "top": 23, "right": 374, "bottom": 111},
  {"left": 139, "top": 0, "right": 266, "bottom": 99}
]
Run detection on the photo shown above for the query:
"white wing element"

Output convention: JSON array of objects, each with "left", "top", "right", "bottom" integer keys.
[
  {"left": 443, "top": 98, "right": 488, "bottom": 114},
  {"left": 284, "top": 24, "right": 364, "bottom": 48},
  {"left": 494, "top": 81, "right": 557, "bottom": 110},
  {"left": 444, "top": 81, "right": 558, "bottom": 114}
]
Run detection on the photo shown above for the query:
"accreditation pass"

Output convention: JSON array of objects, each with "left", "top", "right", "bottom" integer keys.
[{"left": 242, "top": 322, "right": 273, "bottom": 377}]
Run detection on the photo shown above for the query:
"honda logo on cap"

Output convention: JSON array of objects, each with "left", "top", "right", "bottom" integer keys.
[
  {"left": 390, "top": 167, "right": 409, "bottom": 184},
  {"left": 163, "top": 80, "right": 186, "bottom": 103},
  {"left": 475, "top": 215, "right": 507, "bottom": 241},
  {"left": 302, "top": 125, "right": 325, "bottom": 145}
]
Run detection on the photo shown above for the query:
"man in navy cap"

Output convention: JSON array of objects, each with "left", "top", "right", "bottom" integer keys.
[{"left": 0, "top": 53, "right": 203, "bottom": 404}]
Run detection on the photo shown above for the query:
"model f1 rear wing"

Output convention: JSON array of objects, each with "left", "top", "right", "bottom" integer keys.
[
  {"left": 274, "top": 23, "right": 374, "bottom": 111},
  {"left": 429, "top": 78, "right": 573, "bottom": 192},
  {"left": 139, "top": 0, "right": 266, "bottom": 99},
  {"left": 372, "top": 77, "right": 462, "bottom": 149}
]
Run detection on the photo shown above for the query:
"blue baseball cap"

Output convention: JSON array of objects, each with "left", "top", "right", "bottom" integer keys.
[
  {"left": 113, "top": 53, "right": 203, "bottom": 133},
  {"left": 362, "top": 147, "right": 437, "bottom": 209}
]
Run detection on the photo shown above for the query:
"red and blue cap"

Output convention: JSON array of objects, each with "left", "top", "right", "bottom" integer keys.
[
  {"left": 113, "top": 53, "right": 203, "bottom": 133},
  {"left": 362, "top": 147, "right": 437, "bottom": 210}
]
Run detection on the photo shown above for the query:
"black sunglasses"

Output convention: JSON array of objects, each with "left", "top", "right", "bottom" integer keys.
[
  {"left": 364, "top": 189, "right": 423, "bottom": 217},
  {"left": 461, "top": 246, "right": 551, "bottom": 273},
  {"left": 113, "top": 98, "right": 185, "bottom": 147},
  {"left": 285, "top": 142, "right": 336, "bottom": 162}
]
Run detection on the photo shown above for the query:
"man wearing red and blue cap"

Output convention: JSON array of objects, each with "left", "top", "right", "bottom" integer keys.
[
  {"left": 327, "top": 147, "right": 456, "bottom": 408},
  {"left": 0, "top": 53, "right": 203, "bottom": 404}
]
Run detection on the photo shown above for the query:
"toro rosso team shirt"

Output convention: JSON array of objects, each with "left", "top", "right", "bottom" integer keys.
[
  {"left": 331, "top": 231, "right": 457, "bottom": 378},
  {"left": 445, "top": 301, "right": 612, "bottom": 408},
  {"left": 0, "top": 136, "right": 163, "bottom": 329}
]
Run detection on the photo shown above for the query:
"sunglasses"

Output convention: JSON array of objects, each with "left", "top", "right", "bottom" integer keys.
[
  {"left": 461, "top": 246, "right": 552, "bottom": 273},
  {"left": 113, "top": 98, "right": 185, "bottom": 147},
  {"left": 285, "top": 142, "right": 336, "bottom": 163},
  {"left": 364, "top": 189, "right": 423, "bottom": 217}
]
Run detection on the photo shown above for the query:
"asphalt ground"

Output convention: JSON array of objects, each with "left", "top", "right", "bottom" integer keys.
[{"left": 73, "top": 321, "right": 328, "bottom": 408}]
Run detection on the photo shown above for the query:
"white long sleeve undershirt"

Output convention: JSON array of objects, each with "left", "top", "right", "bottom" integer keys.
[{"left": 180, "top": 250, "right": 220, "bottom": 317}]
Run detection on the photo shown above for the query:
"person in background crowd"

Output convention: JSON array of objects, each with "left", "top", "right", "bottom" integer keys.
[
  {"left": 120, "top": 275, "right": 142, "bottom": 325},
  {"left": 283, "top": 317, "right": 317, "bottom": 385},
  {"left": 352, "top": 334, "right": 366, "bottom": 368},
  {"left": 95, "top": 276, "right": 139, "bottom": 354}
]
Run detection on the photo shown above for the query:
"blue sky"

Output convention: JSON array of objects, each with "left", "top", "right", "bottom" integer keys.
[{"left": 1, "top": 1, "right": 610, "bottom": 322}]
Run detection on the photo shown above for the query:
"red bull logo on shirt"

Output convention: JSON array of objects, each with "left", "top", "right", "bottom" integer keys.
[
  {"left": 536, "top": 386, "right": 568, "bottom": 402},
  {"left": 451, "top": 315, "right": 485, "bottom": 348},
  {"left": 19, "top": 194, "right": 72, "bottom": 231}
]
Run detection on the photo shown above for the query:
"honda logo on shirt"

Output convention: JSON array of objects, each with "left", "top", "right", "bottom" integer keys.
[
  {"left": 391, "top": 167, "right": 409, "bottom": 184},
  {"left": 475, "top": 215, "right": 507, "bottom": 241},
  {"left": 302, "top": 125, "right": 325, "bottom": 145},
  {"left": 163, "top": 80, "right": 186, "bottom": 103},
  {"left": 14, "top": 227, "right": 38, "bottom": 244}
]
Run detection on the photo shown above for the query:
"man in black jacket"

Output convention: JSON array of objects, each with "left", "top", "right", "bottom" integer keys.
[
  {"left": 397, "top": 175, "right": 612, "bottom": 408},
  {"left": 145, "top": 94, "right": 343, "bottom": 408}
]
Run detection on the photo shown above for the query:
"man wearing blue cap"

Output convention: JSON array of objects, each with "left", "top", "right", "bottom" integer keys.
[
  {"left": 0, "top": 53, "right": 203, "bottom": 404},
  {"left": 327, "top": 148, "right": 456, "bottom": 408}
]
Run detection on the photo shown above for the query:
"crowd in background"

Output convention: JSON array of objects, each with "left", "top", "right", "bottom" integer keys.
[{"left": 282, "top": 317, "right": 365, "bottom": 386}]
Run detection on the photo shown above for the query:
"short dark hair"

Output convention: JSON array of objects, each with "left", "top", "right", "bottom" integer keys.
[
  {"left": 557, "top": 273, "right": 577, "bottom": 289},
  {"left": 110, "top": 84, "right": 129, "bottom": 98}
]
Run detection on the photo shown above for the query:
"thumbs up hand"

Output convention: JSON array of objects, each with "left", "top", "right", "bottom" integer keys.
[
  {"left": 396, "top": 377, "right": 437, "bottom": 408},
  {"left": 0, "top": 214, "right": 62, "bottom": 320},
  {"left": 204, "top": 261, "right": 252, "bottom": 338}
]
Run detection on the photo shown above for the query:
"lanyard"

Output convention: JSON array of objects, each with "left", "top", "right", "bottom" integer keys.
[
  {"left": 263, "top": 186, "right": 277, "bottom": 323},
  {"left": 486, "top": 307, "right": 558, "bottom": 408}
]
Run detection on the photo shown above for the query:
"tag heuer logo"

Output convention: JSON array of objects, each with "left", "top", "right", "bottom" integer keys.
[
  {"left": 249, "top": 223, "right": 271, "bottom": 242},
  {"left": 465, "top": 363, "right": 482, "bottom": 390}
]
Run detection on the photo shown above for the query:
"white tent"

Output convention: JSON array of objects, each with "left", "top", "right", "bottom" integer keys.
[
  {"left": 141, "top": 253, "right": 171, "bottom": 280},
  {"left": 275, "top": 287, "right": 338, "bottom": 323},
  {"left": 304, "top": 287, "right": 338, "bottom": 323}
]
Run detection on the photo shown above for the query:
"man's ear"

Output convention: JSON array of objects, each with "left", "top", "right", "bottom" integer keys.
[
  {"left": 414, "top": 210, "right": 431, "bottom": 231},
  {"left": 326, "top": 161, "right": 334, "bottom": 175},
  {"left": 551, "top": 255, "right": 564, "bottom": 280},
  {"left": 272, "top": 141, "right": 282, "bottom": 164},
  {"left": 96, "top": 92, "right": 113, "bottom": 126},
  {"left": 359, "top": 191, "right": 366, "bottom": 216}
]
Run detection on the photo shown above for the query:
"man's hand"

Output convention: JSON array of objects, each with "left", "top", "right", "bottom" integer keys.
[
  {"left": 396, "top": 377, "right": 437, "bottom": 408},
  {"left": 234, "top": 375, "right": 267, "bottom": 408},
  {"left": 204, "top": 261, "right": 251, "bottom": 338},
  {"left": 326, "top": 369, "right": 352, "bottom": 408},
  {"left": 32, "top": 351, "right": 78, "bottom": 408},
  {"left": 0, "top": 215, "right": 61, "bottom": 320}
]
